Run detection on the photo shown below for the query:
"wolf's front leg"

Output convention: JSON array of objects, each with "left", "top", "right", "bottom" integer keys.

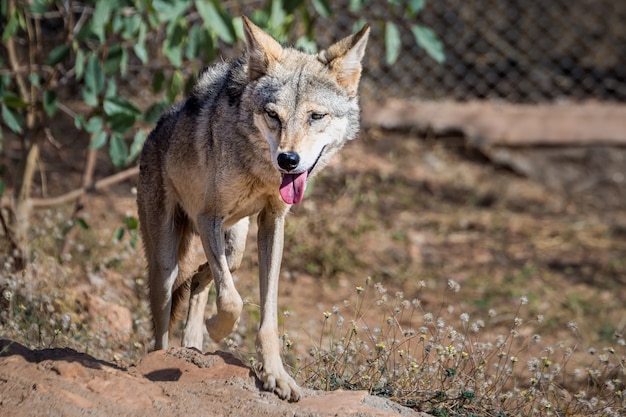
[
  {"left": 197, "top": 215, "right": 243, "bottom": 342},
  {"left": 256, "top": 207, "right": 301, "bottom": 401}
]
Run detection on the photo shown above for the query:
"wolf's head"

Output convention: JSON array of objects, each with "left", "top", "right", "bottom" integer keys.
[{"left": 242, "top": 16, "right": 369, "bottom": 205}]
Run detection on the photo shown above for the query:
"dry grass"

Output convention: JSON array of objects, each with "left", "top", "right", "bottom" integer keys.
[{"left": 282, "top": 277, "right": 625, "bottom": 416}]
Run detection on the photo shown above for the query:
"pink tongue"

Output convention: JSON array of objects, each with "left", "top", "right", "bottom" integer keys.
[{"left": 279, "top": 171, "right": 308, "bottom": 204}]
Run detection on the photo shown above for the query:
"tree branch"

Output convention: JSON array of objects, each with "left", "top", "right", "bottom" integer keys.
[{"left": 29, "top": 166, "right": 139, "bottom": 208}]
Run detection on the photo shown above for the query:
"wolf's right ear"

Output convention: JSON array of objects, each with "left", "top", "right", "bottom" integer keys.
[{"left": 242, "top": 16, "right": 283, "bottom": 81}]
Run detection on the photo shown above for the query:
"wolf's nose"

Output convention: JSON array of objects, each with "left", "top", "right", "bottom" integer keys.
[{"left": 277, "top": 152, "right": 300, "bottom": 171}]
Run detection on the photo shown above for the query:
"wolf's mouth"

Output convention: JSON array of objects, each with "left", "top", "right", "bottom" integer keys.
[{"left": 278, "top": 146, "right": 326, "bottom": 205}]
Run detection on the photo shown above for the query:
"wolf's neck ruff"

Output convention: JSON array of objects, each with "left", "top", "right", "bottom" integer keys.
[{"left": 279, "top": 171, "right": 308, "bottom": 204}]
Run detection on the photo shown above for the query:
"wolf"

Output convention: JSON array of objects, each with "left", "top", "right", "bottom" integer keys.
[{"left": 136, "top": 16, "right": 369, "bottom": 401}]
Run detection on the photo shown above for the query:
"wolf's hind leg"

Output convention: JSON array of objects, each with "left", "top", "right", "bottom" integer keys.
[
  {"left": 144, "top": 214, "right": 187, "bottom": 351},
  {"left": 182, "top": 263, "right": 212, "bottom": 349}
]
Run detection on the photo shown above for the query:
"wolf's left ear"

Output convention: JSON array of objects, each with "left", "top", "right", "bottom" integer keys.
[
  {"left": 319, "top": 24, "right": 370, "bottom": 97},
  {"left": 242, "top": 16, "right": 283, "bottom": 81}
]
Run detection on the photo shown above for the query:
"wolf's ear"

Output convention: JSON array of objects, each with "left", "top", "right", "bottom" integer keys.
[
  {"left": 319, "top": 24, "right": 370, "bottom": 97},
  {"left": 242, "top": 16, "right": 283, "bottom": 81}
]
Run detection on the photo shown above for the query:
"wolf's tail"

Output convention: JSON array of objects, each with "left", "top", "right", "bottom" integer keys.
[{"left": 169, "top": 279, "right": 191, "bottom": 332}]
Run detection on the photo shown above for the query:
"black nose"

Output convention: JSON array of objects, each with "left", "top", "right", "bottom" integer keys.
[{"left": 277, "top": 152, "right": 300, "bottom": 171}]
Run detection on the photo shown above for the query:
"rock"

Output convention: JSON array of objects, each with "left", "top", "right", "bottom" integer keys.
[{"left": 0, "top": 340, "right": 429, "bottom": 417}]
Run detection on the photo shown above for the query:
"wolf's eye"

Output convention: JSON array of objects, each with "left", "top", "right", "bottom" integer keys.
[
  {"left": 265, "top": 109, "right": 279, "bottom": 119},
  {"left": 311, "top": 112, "right": 326, "bottom": 121}
]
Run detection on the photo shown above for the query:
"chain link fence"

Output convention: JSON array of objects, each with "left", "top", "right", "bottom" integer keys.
[
  {"left": 311, "top": 0, "right": 626, "bottom": 104},
  {"left": 122, "top": 1, "right": 625, "bottom": 105}
]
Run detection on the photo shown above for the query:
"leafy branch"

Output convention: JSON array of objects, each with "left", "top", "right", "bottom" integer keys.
[{"left": 0, "top": 0, "right": 443, "bottom": 263}]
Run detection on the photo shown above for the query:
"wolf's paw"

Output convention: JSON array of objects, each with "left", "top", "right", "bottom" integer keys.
[
  {"left": 205, "top": 292, "right": 243, "bottom": 341},
  {"left": 259, "top": 365, "right": 302, "bottom": 402},
  {"left": 205, "top": 315, "right": 239, "bottom": 342}
]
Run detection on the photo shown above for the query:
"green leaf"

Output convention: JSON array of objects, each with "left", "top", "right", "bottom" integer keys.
[
  {"left": 105, "top": 45, "right": 124, "bottom": 75},
  {"left": 120, "top": 48, "right": 128, "bottom": 77},
  {"left": 250, "top": 10, "right": 269, "bottom": 28},
  {"left": 268, "top": 0, "right": 287, "bottom": 36},
  {"left": 109, "top": 134, "right": 128, "bottom": 167},
  {"left": 105, "top": 78, "right": 117, "bottom": 99},
  {"left": 75, "top": 48, "right": 85, "bottom": 80},
  {"left": 29, "top": 0, "right": 49, "bottom": 14},
  {"left": 163, "top": 19, "right": 185, "bottom": 67},
  {"left": 42, "top": 90, "right": 57, "bottom": 117},
  {"left": 407, "top": 0, "right": 426, "bottom": 16},
  {"left": 2, "top": 92, "right": 28, "bottom": 108},
  {"left": 283, "top": 0, "right": 305, "bottom": 14},
  {"left": 128, "top": 130, "right": 146, "bottom": 163},
  {"left": 231, "top": 16, "right": 244, "bottom": 40},
  {"left": 29, "top": 73, "right": 40, "bottom": 88},
  {"left": 411, "top": 24, "right": 446, "bottom": 64},
  {"left": 353, "top": 18, "right": 367, "bottom": 34},
  {"left": 75, "top": 21, "right": 95, "bottom": 42},
  {"left": 185, "top": 24, "right": 202, "bottom": 60},
  {"left": 112, "top": 13, "right": 124, "bottom": 34},
  {"left": 44, "top": 44, "right": 70, "bottom": 66},
  {"left": 133, "top": 42, "right": 148, "bottom": 64},
  {"left": 1, "top": 104, "right": 24, "bottom": 133},
  {"left": 84, "top": 53, "right": 105, "bottom": 95},
  {"left": 74, "top": 114, "right": 84, "bottom": 130},
  {"left": 152, "top": 0, "right": 189, "bottom": 21},
  {"left": 113, "top": 227, "right": 125, "bottom": 241},
  {"left": 167, "top": 70, "right": 184, "bottom": 103},
  {"left": 106, "top": 113, "right": 136, "bottom": 134},
  {"left": 122, "top": 14, "right": 139, "bottom": 39},
  {"left": 144, "top": 101, "right": 168, "bottom": 124},
  {"left": 195, "top": 0, "right": 236, "bottom": 44},
  {"left": 76, "top": 218, "right": 90, "bottom": 230},
  {"left": 2, "top": 8, "right": 20, "bottom": 41},
  {"left": 85, "top": 116, "right": 103, "bottom": 133},
  {"left": 133, "top": 21, "right": 149, "bottom": 64},
  {"left": 82, "top": 54, "right": 106, "bottom": 107},
  {"left": 92, "top": 1, "right": 112, "bottom": 42},
  {"left": 124, "top": 216, "right": 139, "bottom": 230},
  {"left": 166, "top": 18, "right": 186, "bottom": 47},
  {"left": 348, "top": 0, "right": 365, "bottom": 12},
  {"left": 90, "top": 130, "right": 108, "bottom": 150},
  {"left": 82, "top": 85, "right": 98, "bottom": 107},
  {"left": 103, "top": 93, "right": 139, "bottom": 134},
  {"left": 152, "top": 70, "right": 166, "bottom": 93},
  {"left": 311, "top": 0, "right": 332, "bottom": 18},
  {"left": 199, "top": 27, "right": 217, "bottom": 61},
  {"left": 103, "top": 96, "right": 140, "bottom": 117},
  {"left": 384, "top": 21, "right": 401, "bottom": 65}
]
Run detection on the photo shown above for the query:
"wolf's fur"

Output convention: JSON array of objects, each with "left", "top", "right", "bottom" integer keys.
[{"left": 137, "top": 17, "right": 369, "bottom": 401}]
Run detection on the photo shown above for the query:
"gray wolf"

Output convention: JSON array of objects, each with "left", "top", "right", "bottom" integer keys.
[{"left": 136, "top": 16, "right": 369, "bottom": 401}]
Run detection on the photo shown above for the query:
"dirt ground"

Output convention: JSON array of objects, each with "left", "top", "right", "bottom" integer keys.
[
  {"left": 0, "top": 339, "right": 425, "bottom": 417},
  {"left": 1, "top": 101, "right": 625, "bottom": 415}
]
